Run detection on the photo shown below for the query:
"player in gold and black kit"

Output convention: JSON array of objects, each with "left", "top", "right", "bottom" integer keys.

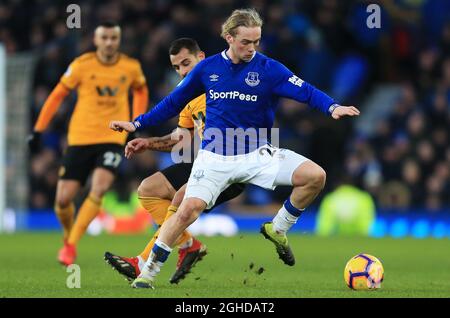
[
  {"left": 106, "top": 38, "right": 245, "bottom": 284},
  {"left": 28, "top": 22, "right": 148, "bottom": 266}
]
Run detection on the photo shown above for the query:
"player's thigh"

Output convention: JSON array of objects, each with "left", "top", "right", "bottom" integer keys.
[
  {"left": 138, "top": 172, "right": 176, "bottom": 200},
  {"left": 184, "top": 150, "right": 234, "bottom": 209},
  {"left": 95, "top": 143, "right": 123, "bottom": 174},
  {"left": 59, "top": 145, "right": 96, "bottom": 187},
  {"left": 138, "top": 162, "right": 193, "bottom": 200},
  {"left": 205, "top": 183, "right": 246, "bottom": 213},
  {"left": 160, "top": 162, "right": 193, "bottom": 192},
  {"left": 273, "top": 149, "right": 312, "bottom": 187},
  {"left": 91, "top": 144, "right": 123, "bottom": 196},
  {"left": 248, "top": 146, "right": 310, "bottom": 188},
  {"left": 90, "top": 167, "right": 116, "bottom": 197},
  {"left": 55, "top": 179, "right": 81, "bottom": 207},
  {"left": 290, "top": 160, "right": 326, "bottom": 188}
]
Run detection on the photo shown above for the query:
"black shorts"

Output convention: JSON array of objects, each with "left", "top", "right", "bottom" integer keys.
[
  {"left": 160, "top": 162, "right": 246, "bottom": 212},
  {"left": 160, "top": 162, "right": 194, "bottom": 191},
  {"left": 60, "top": 144, "right": 123, "bottom": 185}
]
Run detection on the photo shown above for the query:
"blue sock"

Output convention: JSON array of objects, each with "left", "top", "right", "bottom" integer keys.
[
  {"left": 283, "top": 198, "right": 304, "bottom": 217},
  {"left": 140, "top": 239, "right": 172, "bottom": 280},
  {"left": 151, "top": 240, "right": 172, "bottom": 263}
]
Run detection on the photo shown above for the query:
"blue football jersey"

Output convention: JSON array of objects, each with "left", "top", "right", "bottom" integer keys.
[{"left": 134, "top": 51, "right": 337, "bottom": 155}]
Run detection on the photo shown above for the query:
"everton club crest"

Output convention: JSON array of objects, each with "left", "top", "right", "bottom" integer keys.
[
  {"left": 245, "top": 72, "right": 260, "bottom": 87},
  {"left": 193, "top": 169, "right": 205, "bottom": 182}
]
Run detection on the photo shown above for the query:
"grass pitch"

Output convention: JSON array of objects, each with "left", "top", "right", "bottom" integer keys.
[{"left": 0, "top": 232, "right": 449, "bottom": 298}]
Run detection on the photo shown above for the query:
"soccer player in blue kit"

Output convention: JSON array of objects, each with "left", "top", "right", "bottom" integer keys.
[{"left": 110, "top": 8, "right": 360, "bottom": 289}]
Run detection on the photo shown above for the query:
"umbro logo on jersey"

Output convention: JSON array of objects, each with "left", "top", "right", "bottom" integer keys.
[
  {"left": 245, "top": 72, "right": 260, "bottom": 87},
  {"left": 209, "top": 74, "right": 219, "bottom": 81}
]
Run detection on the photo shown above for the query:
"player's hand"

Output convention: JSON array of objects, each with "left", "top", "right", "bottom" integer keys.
[
  {"left": 125, "top": 138, "right": 151, "bottom": 159},
  {"left": 331, "top": 105, "right": 360, "bottom": 120},
  {"left": 27, "top": 132, "right": 41, "bottom": 152},
  {"left": 109, "top": 121, "right": 136, "bottom": 133}
]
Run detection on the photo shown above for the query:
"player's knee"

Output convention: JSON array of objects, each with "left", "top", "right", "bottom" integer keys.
[
  {"left": 309, "top": 167, "right": 326, "bottom": 191},
  {"left": 177, "top": 199, "right": 204, "bottom": 224},
  {"left": 292, "top": 164, "right": 326, "bottom": 190},
  {"left": 137, "top": 173, "right": 169, "bottom": 198},
  {"left": 177, "top": 209, "right": 200, "bottom": 225},
  {"left": 55, "top": 196, "right": 72, "bottom": 209},
  {"left": 137, "top": 179, "right": 152, "bottom": 197},
  {"left": 90, "top": 185, "right": 109, "bottom": 200},
  {"left": 176, "top": 210, "right": 195, "bottom": 225}
]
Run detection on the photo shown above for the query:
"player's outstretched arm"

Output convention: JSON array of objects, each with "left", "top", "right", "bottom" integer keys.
[
  {"left": 124, "top": 128, "right": 193, "bottom": 158},
  {"left": 109, "top": 120, "right": 136, "bottom": 133},
  {"left": 28, "top": 83, "right": 70, "bottom": 151},
  {"left": 330, "top": 105, "right": 360, "bottom": 120},
  {"left": 110, "top": 61, "right": 205, "bottom": 137},
  {"left": 131, "top": 60, "right": 205, "bottom": 131},
  {"left": 124, "top": 136, "right": 177, "bottom": 158},
  {"left": 110, "top": 81, "right": 203, "bottom": 135},
  {"left": 131, "top": 85, "right": 149, "bottom": 118},
  {"left": 124, "top": 137, "right": 149, "bottom": 159},
  {"left": 270, "top": 60, "right": 361, "bottom": 118}
]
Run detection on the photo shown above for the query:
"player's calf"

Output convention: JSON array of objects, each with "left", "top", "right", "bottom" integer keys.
[{"left": 290, "top": 162, "right": 326, "bottom": 207}]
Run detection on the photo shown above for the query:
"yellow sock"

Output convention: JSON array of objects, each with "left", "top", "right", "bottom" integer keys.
[
  {"left": 67, "top": 193, "right": 101, "bottom": 246},
  {"left": 139, "top": 227, "right": 160, "bottom": 261},
  {"left": 163, "top": 205, "right": 178, "bottom": 222},
  {"left": 175, "top": 231, "right": 193, "bottom": 247},
  {"left": 54, "top": 203, "right": 75, "bottom": 241},
  {"left": 137, "top": 199, "right": 172, "bottom": 260},
  {"left": 138, "top": 205, "right": 193, "bottom": 261},
  {"left": 138, "top": 196, "right": 171, "bottom": 226}
]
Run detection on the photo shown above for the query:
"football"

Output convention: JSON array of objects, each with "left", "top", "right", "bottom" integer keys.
[{"left": 344, "top": 254, "right": 384, "bottom": 290}]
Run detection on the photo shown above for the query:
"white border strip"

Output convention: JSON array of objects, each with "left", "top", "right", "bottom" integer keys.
[{"left": 0, "top": 44, "right": 6, "bottom": 232}]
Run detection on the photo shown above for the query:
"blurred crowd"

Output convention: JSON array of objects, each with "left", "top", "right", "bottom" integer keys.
[{"left": 1, "top": 0, "right": 449, "bottom": 212}]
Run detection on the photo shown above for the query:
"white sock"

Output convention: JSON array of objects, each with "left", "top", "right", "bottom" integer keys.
[
  {"left": 155, "top": 239, "right": 173, "bottom": 252},
  {"left": 272, "top": 205, "right": 303, "bottom": 235},
  {"left": 178, "top": 237, "right": 193, "bottom": 250},
  {"left": 139, "top": 253, "right": 163, "bottom": 281},
  {"left": 137, "top": 255, "right": 145, "bottom": 271},
  {"left": 139, "top": 239, "right": 172, "bottom": 280}
]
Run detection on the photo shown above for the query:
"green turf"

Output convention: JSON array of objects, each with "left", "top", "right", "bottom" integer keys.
[{"left": 0, "top": 232, "right": 449, "bottom": 298}]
